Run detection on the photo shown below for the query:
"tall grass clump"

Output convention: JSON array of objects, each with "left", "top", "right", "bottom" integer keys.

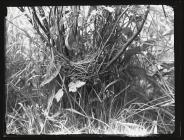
[{"left": 5, "top": 5, "right": 174, "bottom": 135}]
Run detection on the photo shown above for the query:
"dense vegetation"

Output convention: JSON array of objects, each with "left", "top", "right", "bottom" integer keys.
[{"left": 5, "top": 5, "right": 174, "bottom": 135}]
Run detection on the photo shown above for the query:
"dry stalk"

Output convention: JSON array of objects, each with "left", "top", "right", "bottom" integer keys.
[{"left": 104, "top": 5, "right": 150, "bottom": 70}]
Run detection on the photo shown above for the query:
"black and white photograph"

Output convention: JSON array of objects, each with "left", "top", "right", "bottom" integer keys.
[{"left": 5, "top": 5, "right": 174, "bottom": 136}]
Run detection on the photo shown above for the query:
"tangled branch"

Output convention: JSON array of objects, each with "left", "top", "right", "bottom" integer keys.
[{"left": 104, "top": 5, "right": 150, "bottom": 70}]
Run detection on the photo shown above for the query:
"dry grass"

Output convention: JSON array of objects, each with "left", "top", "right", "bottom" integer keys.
[{"left": 5, "top": 5, "right": 174, "bottom": 136}]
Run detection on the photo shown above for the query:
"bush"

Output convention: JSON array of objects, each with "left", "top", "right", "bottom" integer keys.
[{"left": 5, "top": 5, "right": 174, "bottom": 135}]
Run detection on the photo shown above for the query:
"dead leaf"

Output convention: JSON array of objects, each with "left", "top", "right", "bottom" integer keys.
[
  {"left": 55, "top": 88, "right": 64, "bottom": 102},
  {"left": 68, "top": 80, "right": 86, "bottom": 92}
]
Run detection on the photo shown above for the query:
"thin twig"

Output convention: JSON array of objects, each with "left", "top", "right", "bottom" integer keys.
[
  {"left": 104, "top": 5, "right": 150, "bottom": 70},
  {"left": 96, "top": 6, "right": 130, "bottom": 60}
]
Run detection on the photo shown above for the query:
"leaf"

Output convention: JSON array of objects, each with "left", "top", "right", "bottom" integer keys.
[
  {"left": 54, "top": 88, "right": 64, "bottom": 102},
  {"left": 40, "top": 61, "right": 61, "bottom": 87},
  {"left": 69, "top": 86, "right": 77, "bottom": 92},
  {"left": 68, "top": 80, "right": 86, "bottom": 93},
  {"left": 47, "top": 87, "right": 55, "bottom": 112},
  {"left": 65, "top": 28, "right": 70, "bottom": 50},
  {"left": 75, "top": 80, "right": 86, "bottom": 88}
]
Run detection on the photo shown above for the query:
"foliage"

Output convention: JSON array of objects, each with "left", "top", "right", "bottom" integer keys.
[{"left": 5, "top": 5, "right": 174, "bottom": 135}]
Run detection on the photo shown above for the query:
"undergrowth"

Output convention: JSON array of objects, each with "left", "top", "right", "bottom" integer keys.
[{"left": 5, "top": 5, "right": 174, "bottom": 136}]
